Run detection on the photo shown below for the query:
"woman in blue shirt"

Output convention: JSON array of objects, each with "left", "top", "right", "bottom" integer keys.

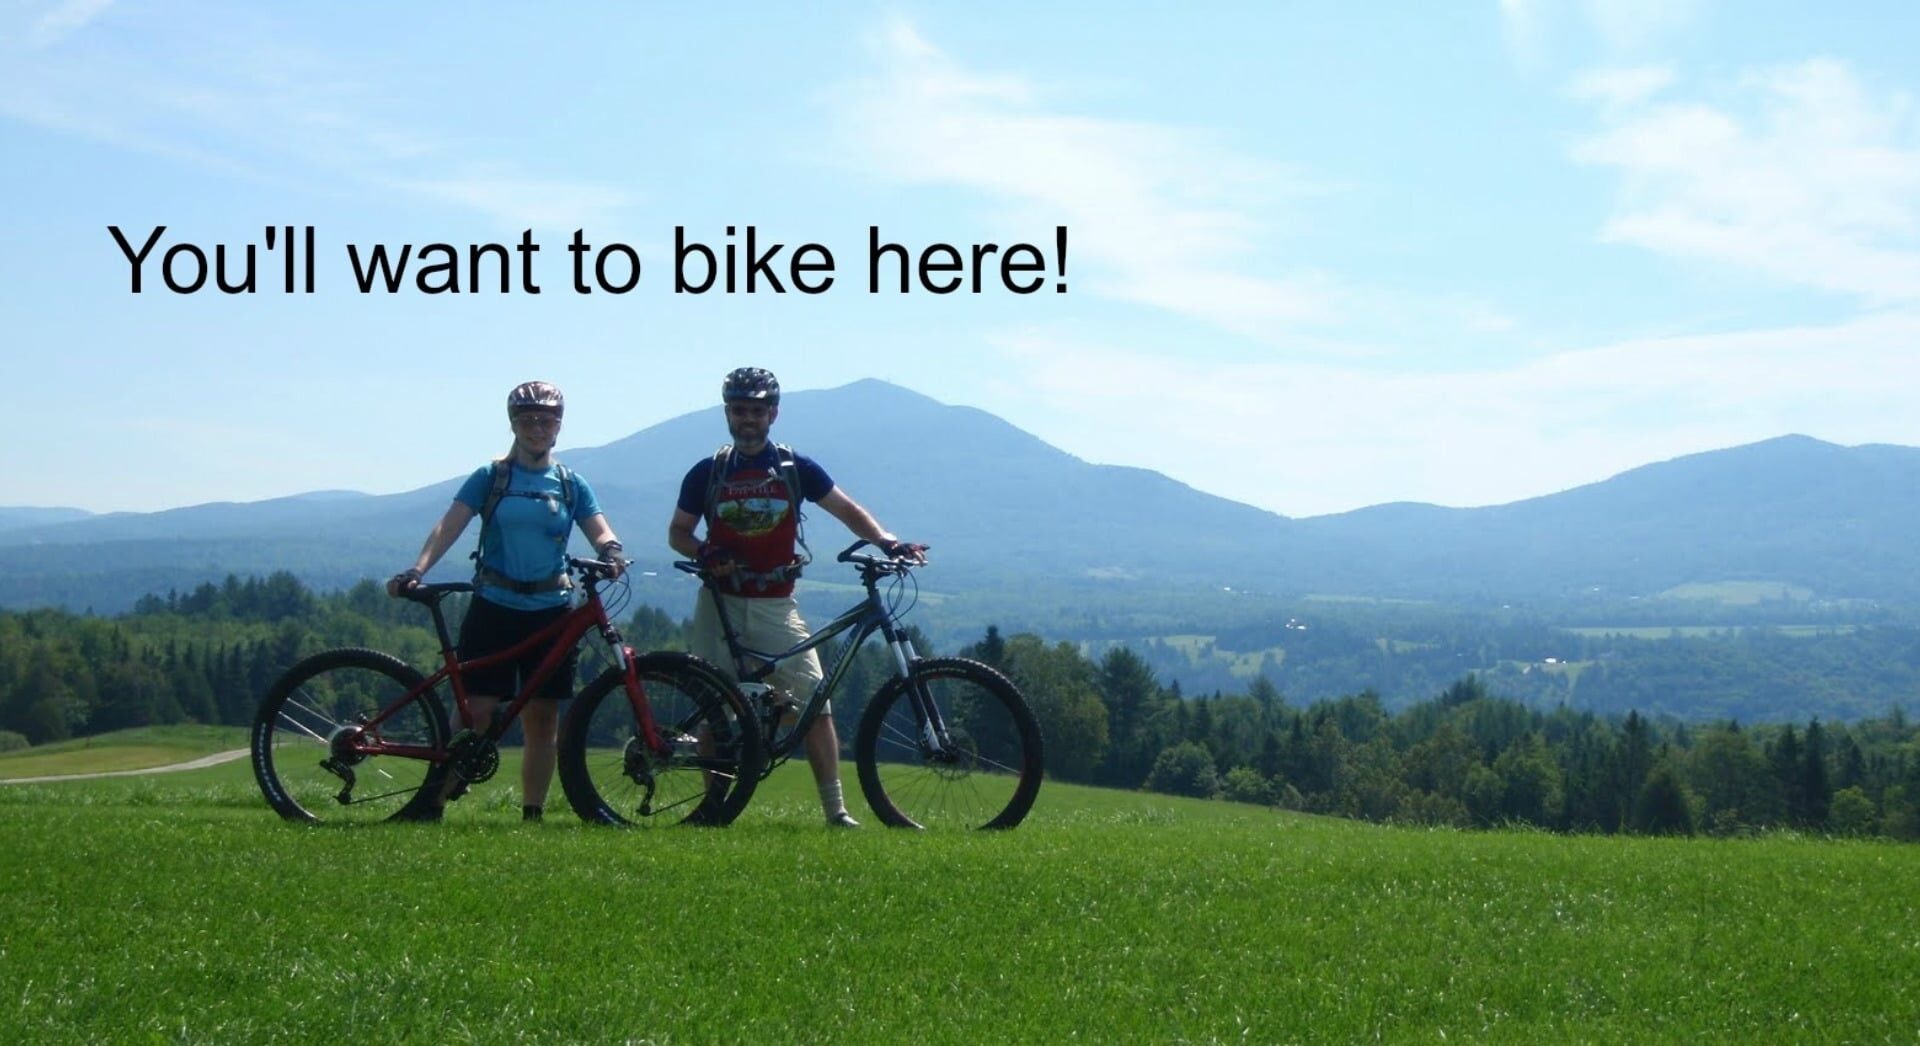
[{"left": 387, "top": 380, "right": 625, "bottom": 821}]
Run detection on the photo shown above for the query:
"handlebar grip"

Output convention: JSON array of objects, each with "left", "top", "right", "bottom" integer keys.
[
  {"left": 836, "top": 540, "right": 871, "bottom": 563},
  {"left": 402, "top": 581, "right": 473, "bottom": 604}
]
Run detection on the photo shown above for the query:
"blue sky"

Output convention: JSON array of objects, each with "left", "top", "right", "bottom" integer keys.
[{"left": 4, "top": 2, "right": 1918, "bottom": 517}]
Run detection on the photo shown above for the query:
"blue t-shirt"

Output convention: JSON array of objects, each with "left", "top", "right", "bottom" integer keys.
[{"left": 455, "top": 461, "right": 604, "bottom": 610}]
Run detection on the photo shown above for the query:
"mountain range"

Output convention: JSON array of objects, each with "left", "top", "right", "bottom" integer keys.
[{"left": 5, "top": 379, "right": 1916, "bottom": 619}]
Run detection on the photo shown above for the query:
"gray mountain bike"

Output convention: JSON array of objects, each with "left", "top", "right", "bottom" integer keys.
[{"left": 669, "top": 540, "right": 1044, "bottom": 829}]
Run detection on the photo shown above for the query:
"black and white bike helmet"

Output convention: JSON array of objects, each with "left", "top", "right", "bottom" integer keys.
[
  {"left": 507, "top": 380, "right": 565, "bottom": 418},
  {"left": 721, "top": 367, "right": 780, "bottom": 405}
]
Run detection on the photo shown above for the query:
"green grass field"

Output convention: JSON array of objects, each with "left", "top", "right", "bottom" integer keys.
[
  {"left": 0, "top": 724, "right": 247, "bottom": 779},
  {"left": 3, "top": 728, "right": 1917, "bottom": 1041},
  {"left": 1654, "top": 581, "right": 1814, "bottom": 605},
  {"left": 1564, "top": 624, "right": 1860, "bottom": 639}
]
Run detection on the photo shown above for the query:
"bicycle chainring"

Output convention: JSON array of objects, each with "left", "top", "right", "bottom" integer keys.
[{"left": 447, "top": 729, "right": 500, "bottom": 785}]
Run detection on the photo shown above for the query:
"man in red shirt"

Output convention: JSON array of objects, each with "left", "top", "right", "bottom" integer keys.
[{"left": 668, "top": 367, "right": 922, "bottom": 827}]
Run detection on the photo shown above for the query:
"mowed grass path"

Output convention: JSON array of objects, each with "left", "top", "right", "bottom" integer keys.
[
  {"left": 2, "top": 738, "right": 1917, "bottom": 1041},
  {"left": 0, "top": 725, "right": 246, "bottom": 779}
]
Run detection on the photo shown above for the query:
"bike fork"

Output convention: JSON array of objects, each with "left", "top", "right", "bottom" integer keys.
[
  {"left": 884, "top": 634, "right": 954, "bottom": 754},
  {"left": 619, "top": 645, "right": 668, "bottom": 755}
]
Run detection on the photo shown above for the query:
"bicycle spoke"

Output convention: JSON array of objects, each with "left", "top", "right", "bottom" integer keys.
[
  {"left": 855, "top": 659, "right": 1042, "bottom": 830},
  {"left": 252, "top": 650, "right": 449, "bottom": 825},
  {"left": 559, "top": 656, "right": 763, "bottom": 827}
]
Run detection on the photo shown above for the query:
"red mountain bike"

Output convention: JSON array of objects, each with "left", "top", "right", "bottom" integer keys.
[{"left": 250, "top": 557, "right": 764, "bottom": 827}]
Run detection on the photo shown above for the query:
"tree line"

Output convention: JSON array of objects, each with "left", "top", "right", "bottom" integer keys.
[
  {"left": 960, "top": 627, "right": 1920, "bottom": 841},
  {"left": 3, "top": 575, "right": 1917, "bottom": 841}
]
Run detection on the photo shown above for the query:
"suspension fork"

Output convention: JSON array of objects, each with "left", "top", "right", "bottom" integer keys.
[{"left": 884, "top": 622, "right": 957, "bottom": 755}]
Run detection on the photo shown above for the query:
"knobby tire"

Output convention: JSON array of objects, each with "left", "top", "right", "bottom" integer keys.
[
  {"left": 558, "top": 652, "right": 764, "bottom": 827},
  {"left": 854, "top": 657, "right": 1043, "bottom": 830},
  {"left": 251, "top": 647, "right": 451, "bottom": 825}
]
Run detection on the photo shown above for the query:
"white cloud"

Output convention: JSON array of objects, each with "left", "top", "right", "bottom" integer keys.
[
  {"left": 1581, "top": 0, "right": 1702, "bottom": 53},
  {"left": 1500, "top": 0, "right": 1704, "bottom": 69},
  {"left": 29, "top": 0, "right": 112, "bottom": 47},
  {"left": 988, "top": 309, "right": 1920, "bottom": 516},
  {"left": 839, "top": 20, "right": 1334, "bottom": 338},
  {"left": 1498, "top": 0, "right": 1551, "bottom": 71},
  {"left": 1570, "top": 65, "right": 1673, "bottom": 109},
  {"left": 1573, "top": 59, "right": 1920, "bottom": 303},
  {"left": 0, "top": 8, "right": 631, "bottom": 231},
  {"left": 393, "top": 175, "right": 637, "bottom": 234}
]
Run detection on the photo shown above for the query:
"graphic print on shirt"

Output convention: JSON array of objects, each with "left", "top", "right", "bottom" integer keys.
[{"left": 708, "top": 464, "right": 801, "bottom": 595}]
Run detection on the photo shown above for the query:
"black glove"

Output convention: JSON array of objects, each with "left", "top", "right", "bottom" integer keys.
[
  {"left": 696, "top": 542, "right": 735, "bottom": 569},
  {"left": 387, "top": 567, "right": 423, "bottom": 597},
  {"left": 880, "top": 539, "right": 928, "bottom": 561}
]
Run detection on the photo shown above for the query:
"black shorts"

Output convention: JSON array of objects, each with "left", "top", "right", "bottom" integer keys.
[{"left": 456, "top": 595, "right": 577, "bottom": 701}]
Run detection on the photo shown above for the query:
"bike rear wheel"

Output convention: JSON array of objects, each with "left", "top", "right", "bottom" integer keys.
[
  {"left": 559, "top": 652, "right": 764, "bottom": 827},
  {"left": 251, "top": 647, "right": 451, "bottom": 825},
  {"left": 854, "top": 657, "right": 1044, "bottom": 830}
]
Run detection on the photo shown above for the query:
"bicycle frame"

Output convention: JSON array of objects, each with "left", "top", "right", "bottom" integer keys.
[
  {"left": 354, "top": 566, "right": 666, "bottom": 764},
  {"left": 697, "top": 544, "right": 954, "bottom": 767}
]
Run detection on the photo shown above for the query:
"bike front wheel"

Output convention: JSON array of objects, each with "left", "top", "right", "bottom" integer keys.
[
  {"left": 559, "top": 652, "right": 765, "bottom": 827},
  {"left": 251, "top": 647, "right": 451, "bottom": 825},
  {"left": 855, "top": 657, "right": 1044, "bottom": 830}
]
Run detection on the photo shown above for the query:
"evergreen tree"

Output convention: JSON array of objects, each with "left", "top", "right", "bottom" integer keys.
[
  {"left": 1246, "top": 674, "right": 1282, "bottom": 725},
  {"left": 1633, "top": 760, "right": 1696, "bottom": 835},
  {"left": 1801, "top": 719, "right": 1832, "bottom": 828},
  {"left": 1620, "top": 711, "right": 1653, "bottom": 805},
  {"left": 1771, "top": 725, "right": 1806, "bottom": 825},
  {"left": 1834, "top": 735, "right": 1868, "bottom": 793}
]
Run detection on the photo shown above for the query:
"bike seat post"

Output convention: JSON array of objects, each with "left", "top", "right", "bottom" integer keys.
[{"left": 427, "top": 594, "right": 457, "bottom": 656}]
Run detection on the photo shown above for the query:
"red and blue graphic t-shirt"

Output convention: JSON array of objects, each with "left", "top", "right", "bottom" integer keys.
[{"left": 677, "top": 445, "right": 833, "bottom": 598}]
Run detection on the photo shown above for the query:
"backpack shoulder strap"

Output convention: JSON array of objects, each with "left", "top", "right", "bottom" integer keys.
[
  {"left": 553, "top": 462, "right": 576, "bottom": 519},
  {"left": 472, "top": 458, "right": 512, "bottom": 569},
  {"left": 481, "top": 458, "right": 512, "bottom": 524},
  {"left": 774, "top": 443, "right": 811, "bottom": 566},
  {"left": 771, "top": 444, "right": 802, "bottom": 517},
  {"left": 702, "top": 443, "right": 733, "bottom": 527}
]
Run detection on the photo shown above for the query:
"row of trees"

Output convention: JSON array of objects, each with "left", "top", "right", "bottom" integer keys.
[
  {"left": 964, "top": 628, "right": 1920, "bottom": 840},
  {"left": 5, "top": 576, "right": 1919, "bottom": 840}
]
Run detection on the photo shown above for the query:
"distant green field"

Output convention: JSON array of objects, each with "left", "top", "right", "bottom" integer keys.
[
  {"left": 0, "top": 725, "right": 247, "bottom": 779},
  {"left": 1301, "top": 593, "right": 1432, "bottom": 605},
  {"left": 1654, "top": 580, "right": 1814, "bottom": 605},
  {"left": 1566, "top": 624, "right": 1860, "bottom": 639},
  {"left": 3, "top": 729, "right": 1916, "bottom": 1040},
  {"left": 1154, "top": 634, "right": 1280, "bottom": 679}
]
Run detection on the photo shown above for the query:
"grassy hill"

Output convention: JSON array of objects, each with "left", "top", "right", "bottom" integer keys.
[{"left": 2, "top": 738, "right": 1915, "bottom": 1040}]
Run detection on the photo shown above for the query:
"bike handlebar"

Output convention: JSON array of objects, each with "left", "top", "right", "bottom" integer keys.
[
  {"left": 398, "top": 557, "right": 625, "bottom": 603},
  {"left": 836, "top": 539, "right": 930, "bottom": 566},
  {"left": 567, "top": 556, "right": 626, "bottom": 583},
  {"left": 672, "top": 540, "right": 930, "bottom": 581},
  {"left": 398, "top": 581, "right": 472, "bottom": 605}
]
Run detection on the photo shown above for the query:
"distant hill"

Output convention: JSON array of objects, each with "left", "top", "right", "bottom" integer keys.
[
  {"left": 1, "top": 382, "right": 1916, "bottom": 618},
  {"left": 0, "top": 507, "right": 94, "bottom": 534},
  {"left": 1293, "top": 434, "right": 1920, "bottom": 604}
]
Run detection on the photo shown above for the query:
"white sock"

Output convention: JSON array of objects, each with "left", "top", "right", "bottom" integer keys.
[{"left": 819, "top": 780, "right": 847, "bottom": 817}]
